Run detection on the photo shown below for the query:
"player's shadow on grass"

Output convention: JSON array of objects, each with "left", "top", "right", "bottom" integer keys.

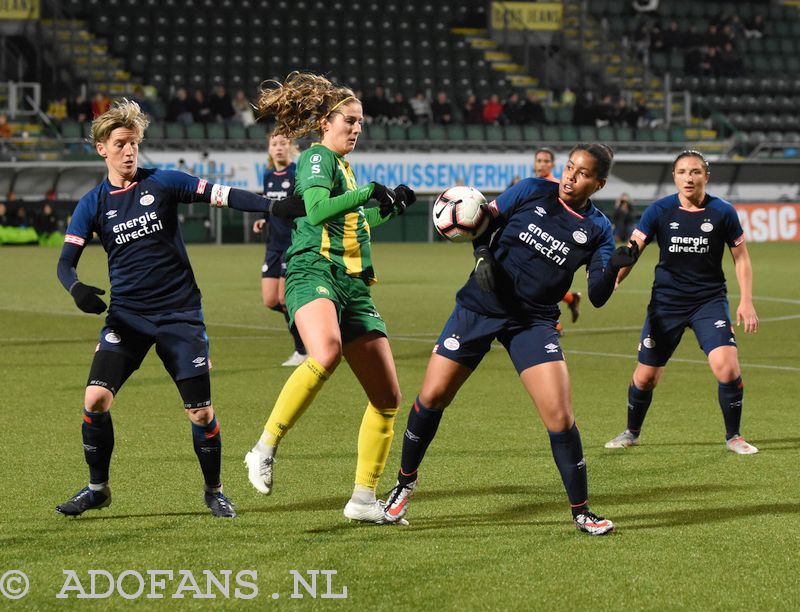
[{"left": 615, "top": 502, "right": 798, "bottom": 530}]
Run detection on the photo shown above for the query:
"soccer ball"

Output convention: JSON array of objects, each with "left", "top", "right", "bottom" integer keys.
[{"left": 432, "top": 186, "right": 489, "bottom": 243}]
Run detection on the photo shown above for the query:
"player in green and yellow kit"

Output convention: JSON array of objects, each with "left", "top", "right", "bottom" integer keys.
[{"left": 245, "top": 72, "right": 416, "bottom": 523}]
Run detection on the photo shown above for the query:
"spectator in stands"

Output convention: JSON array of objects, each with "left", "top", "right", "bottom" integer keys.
[
  {"left": 362, "top": 86, "right": 392, "bottom": 124},
  {"left": 634, "top": 97, "right": 656, "bottom": 128},
  {"left": 613, "top": 98, "right": 638, "bottom": 129},
  {"left": 593, "top": 94, "right": 615, "bottom": 128},
  {"left": 612, "top": 194, "right": 634, "bottom": 245},
  {"left": 34, "top": 203, "right": 59, "bottom": 236},
  {"left": 482, "top": 94, "right": 504, "bottom": 125},
  {"left": 0, "top": 113, "right": 12, "bottom": 139},
  {"left": 461, "top": 94, "right": 483, "bottom": 124},
  {"left": 68, "top": 94, "right": 92, "bottom": 123},
  {"left": 0, "top": 202, "right": 8, "bottom": 226},
  {"left": 662, "top": 20, "right": 683, "bottom": 53},
  {"left": 431, "top": 91, "right": 455, "bottom": 125},
  {"left": 409, "top": 91, "right": 432, "bottom": 124},
  {"left": 91, "top": 92, "right": 111, "bottom": 119},
  {"left": 718, "top": 42, "right": 744, "bottom": 78},
  {"left": 167, "top": 88, "right": 194, "bottom": 125},
  {"left": 521, "top": 90, "right": 546, "bottom": 124},
  {"left": 744, "top": 14, "right": 765, "bottom": 39},
  {"left": 47, "top": 97, "right": 68, "bottom": 124},
  {"left": 503, "top": 92, "right": 527, "bottom": 126},
  {"left": 12, "top": 206, "right": 30, "bottom": 228},
  {"left": 561, "top": 87, "right": 576, "bottom": 107},
  {"left": 232, "top": 90, "right": 256, "bottom": 127},
  {"left": 209, "top": 85, "right": 236, "bottom": 123},
  {"left": 192, "top": 89, "right": 213, "bottom": 123},
  {"left": 130, "top": 85, "right": 154, "bottom": 117},
  {"left": 388, "top": 92, "right": 413, "bottom": 125}
]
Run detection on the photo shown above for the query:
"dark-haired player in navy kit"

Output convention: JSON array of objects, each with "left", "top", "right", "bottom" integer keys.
[
  {"left": 606, "top": 150, "right": 759, "bottom": 454},
  {"left": 383, "top": 144, "right": 641, "bottom": 535},
  {"left": 54, "top": 99, "right": 303, "bottom": 518},
  {"left": 252, "top": 133, "right": 307, "bottom": 366}
]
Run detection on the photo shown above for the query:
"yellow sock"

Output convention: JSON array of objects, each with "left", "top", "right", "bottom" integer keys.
[
  {"left": 355, "top": 402, "right": 398, "bottom": 490},
  {"left": 260, "top": 357, "right": 331, "bottom": 448}
]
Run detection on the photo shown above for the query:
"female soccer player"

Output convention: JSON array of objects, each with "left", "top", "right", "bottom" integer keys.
[
  {"left": 54, "top": 99, "right": 301, "bottom": 518},
  {"left": 244, "top": 72, "right": 416, "bottom": 523},
  {"left": 605, "top": 150, "right": 759, "bottom": 454},
  {"left": 252, "top": 133, "right": 307, "bottom": 366},
  {"left": 383, "top": 143, "right": 640, "bottom": 535}
]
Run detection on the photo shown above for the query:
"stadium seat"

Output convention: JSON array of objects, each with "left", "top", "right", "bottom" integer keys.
[
  {"left": 227, "top": 123, "right": 246, "bottom": 140},
  {"left": 206, "top": 123, "right": 226, "bottom": 140},
  {"left": 165, "top": 123, "right": 186, "bottom": 140},
  {"left": 186, "top": 124, "right": 205, "bottom": 140}
]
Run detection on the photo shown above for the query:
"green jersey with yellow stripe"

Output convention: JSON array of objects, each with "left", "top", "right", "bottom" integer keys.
[{"left": 289, "top": 143, "right": 380, "bottom": 283}]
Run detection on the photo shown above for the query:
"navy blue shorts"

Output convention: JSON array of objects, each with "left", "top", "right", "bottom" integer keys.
[
  {"left": 637, "top": 297, "right": 736, "bottom": 367},
  {"left": 262, "top": 248, "right": 287, "bottom": 279},
  {"left": 96, "top": 307, "right": 210, "bottom": 382},
  {"left": 432, "top": 303, "right": 563, "bottom": 374}
]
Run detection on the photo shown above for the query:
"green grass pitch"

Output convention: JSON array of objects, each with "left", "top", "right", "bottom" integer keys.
[{"left": 1, "top": 241, "right": 798, "bottom": 610}]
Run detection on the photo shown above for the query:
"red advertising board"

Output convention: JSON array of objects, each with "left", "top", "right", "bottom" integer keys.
[{"left": 734, "top": 203, "right": 800, "bottom": 242}]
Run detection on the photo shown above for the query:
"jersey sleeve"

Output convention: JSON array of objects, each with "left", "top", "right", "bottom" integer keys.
[
  {"left": 64, "top": 193, "right": 98, "bottom": 247},
  {"left": 151, "top": 169, "right": 210, "bottom": 203},
  {"left": 721, "top": 202, "right": 745, "bottom": 247},
  {"left": 296, "top": 147, "right": 338, "bottom": 193},
  {"left": 585, "top": 216, "right": 618, "bottom": 307},
  {"left": 488, "top": 178, "right": 549, "bottom": 219},
  {"left": 632, "top": 201, "right": 660, "bottom": 244}
]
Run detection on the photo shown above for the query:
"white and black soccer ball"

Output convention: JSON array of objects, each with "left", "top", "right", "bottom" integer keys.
[{"left": 432, "top": 186, "right": 489, "bottom": 243}]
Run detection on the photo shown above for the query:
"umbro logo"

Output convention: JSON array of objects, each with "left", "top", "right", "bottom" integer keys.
[
  {"left": 192, "top": 356, "right": 207, "bottom": 367},
  {"left": 714, "top": 320, "right": 727, "bottom": 328},
  {"left": 544, "top": 343, "right": 559, "bottom": 354},
  {"left": 106, "top": 209, "right": 118, "bottom": 219},
  {"left": 669, "top": 222, "right": 679, "bottom": 230},
  {"left": 535, "top": 206, "right": 547, "bottom": 217}
]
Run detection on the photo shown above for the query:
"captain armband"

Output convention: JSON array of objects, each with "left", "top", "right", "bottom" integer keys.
[{"left": 210, "top": 184, "right": 232, "bottom": 208}]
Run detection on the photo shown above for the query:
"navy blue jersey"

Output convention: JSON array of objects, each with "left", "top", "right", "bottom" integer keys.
[
  {"left": 65, "top": 168, "right": 212, "bottom": 313},
  {"left": 633, "top": 193, "right": 744, "bottom": 307},
  {"left": 457, "top": 178, "right": 616, "bottom": 320},
  {"left": 263, "top": 163, "right": 295, "bottom": 253}
]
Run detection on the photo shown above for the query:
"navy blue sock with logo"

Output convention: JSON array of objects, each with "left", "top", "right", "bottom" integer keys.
[
  {"left": 626, "top": 382, "right": 653, "bottom": 434},
  {"left": 548, "top": 423, "right": 589, "bottom": 517},
  {"left": 192, "top": 416, "right": 222, "bottom": 489},
  {"left": 397, "top": 396, "right": 444, "bottom": 487},
  {"left": 718, "top": 377, "right": 743, "bottom": 440},
  {"left": 82, "top": 409, "right": 114, "bottom": 485}
]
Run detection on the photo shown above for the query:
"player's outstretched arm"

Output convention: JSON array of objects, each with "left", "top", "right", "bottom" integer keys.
[
  {"left": 588, "top": 239, "right": 641, "bottom": 307},
  {"left": 731, "top": 242, "right": 758, "bottom": 333}
]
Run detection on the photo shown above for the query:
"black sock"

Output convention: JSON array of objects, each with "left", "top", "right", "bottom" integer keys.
[
  {"left": 192, "top": 416, "right": 221, "bottom": 489},
  {"left": 548, "top": 423, "right": 588, "bottom": 517},
  {"left": 626, "top": 382, "right": 653, "bottom": 433},
  {"left": 718, "top": 377, "right": 743, "bottom": 440},
  {"left": 398, "top": 396, "right": 444, "bottom": 487},
  {"left": 82, "top": 409, "right": 114, "bottom": 486},
  {"left": 281, "top": 303, "right": 306, "bottom": 355}
]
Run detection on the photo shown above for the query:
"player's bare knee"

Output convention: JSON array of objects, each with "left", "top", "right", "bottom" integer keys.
[
  {"left": 187, "top": 406, "right": 214, "bottom": 425},
  {"left": 84, "top": 386, "right": 113, "bottom": 413},
  {"left": 371, "top": 389, "right": 402, "bottom": 412},
  {"left": 313, "top": 345, "right": 342, "bottom": 372}
]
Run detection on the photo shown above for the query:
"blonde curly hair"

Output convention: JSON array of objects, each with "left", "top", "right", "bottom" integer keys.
[
  {"left": 257, "top": 72, "right": 358, "bottom": 140},
  {"left": 89, "top": 98, "right": 150, "bottom": 145}
]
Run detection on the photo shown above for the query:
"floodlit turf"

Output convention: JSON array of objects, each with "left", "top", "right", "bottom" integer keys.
[{"left": 1, "top": 241, "right": 798, "bottom": 610}]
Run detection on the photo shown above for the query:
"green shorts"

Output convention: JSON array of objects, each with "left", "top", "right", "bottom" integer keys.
[{"left": 284, "top": 252, "right": 388, "bottom": 343}]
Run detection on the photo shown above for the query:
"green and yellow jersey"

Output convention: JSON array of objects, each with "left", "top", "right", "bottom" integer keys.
[{"left": 288, "top": 143, "right": 392, "bottom": 284}]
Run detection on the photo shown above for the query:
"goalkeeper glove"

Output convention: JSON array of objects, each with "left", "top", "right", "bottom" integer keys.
[
  {"left": 70, "top": 282, "right": 107, "bottom": 314},
  {"left": 389, "top": 184, "right": 417, "bottom": 216},
  {"left": 473, "top": 246, "right": 496, "bottom": 293},
  {"left": 610, "top": 240, "right": 640, "bottom": 268},
  {"left": 370, "top": 182, "right": 398, "bottom": 218}
]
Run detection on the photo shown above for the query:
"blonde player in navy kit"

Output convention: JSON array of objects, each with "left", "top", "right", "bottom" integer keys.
[
  {"left": 54, "top": 100, "right": 302, "bottom": 518},
  {"left": 605, "top": 150, "right": 759, "bottom": 454},
  {"left": 383, "top": 144, "right": 641, "bottom": 535},
  {"left": 252, "top": 133, "right": 307, "bottom": 366}
]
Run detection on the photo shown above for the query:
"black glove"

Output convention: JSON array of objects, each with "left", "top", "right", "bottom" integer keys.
[
  {"left": 391, "top": 184, "right": 417, "bottom": 216},
  {"left": 610, "top": 240, "right": 640, "bottom": 268},
  {"left": 70, "top": 282, "right": 107, "bottom": 314},
  {"left": 269, "top": 195, "right": 306, "bottom": 221},
  {"left": 370, "top": 182, "right": 398, "bottom": 218},
  {"left": 473, "top": 246, "right": 496, "bottom": 293}
]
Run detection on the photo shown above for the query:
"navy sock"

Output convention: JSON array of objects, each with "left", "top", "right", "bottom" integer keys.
[
  {"left": 626, "top": 382, "right": 653, "bottom": 433},
  {"left": 82, "top": 409, "right": 114, "bottom": 485},
  {"left": 398, "top": 396, "right": 444, "bottom": 487},
  {"left": 718, "top": 377, "right": 743, "bottom": 440},
  {"left": 548, "top": 423, "right": 588, "bottom": 517},
  {"left": 281, "top": 303, "right": 306, "bottom": 355},
  {"left": 191, "top": 416, "right": 221, "bottom": 489}
]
